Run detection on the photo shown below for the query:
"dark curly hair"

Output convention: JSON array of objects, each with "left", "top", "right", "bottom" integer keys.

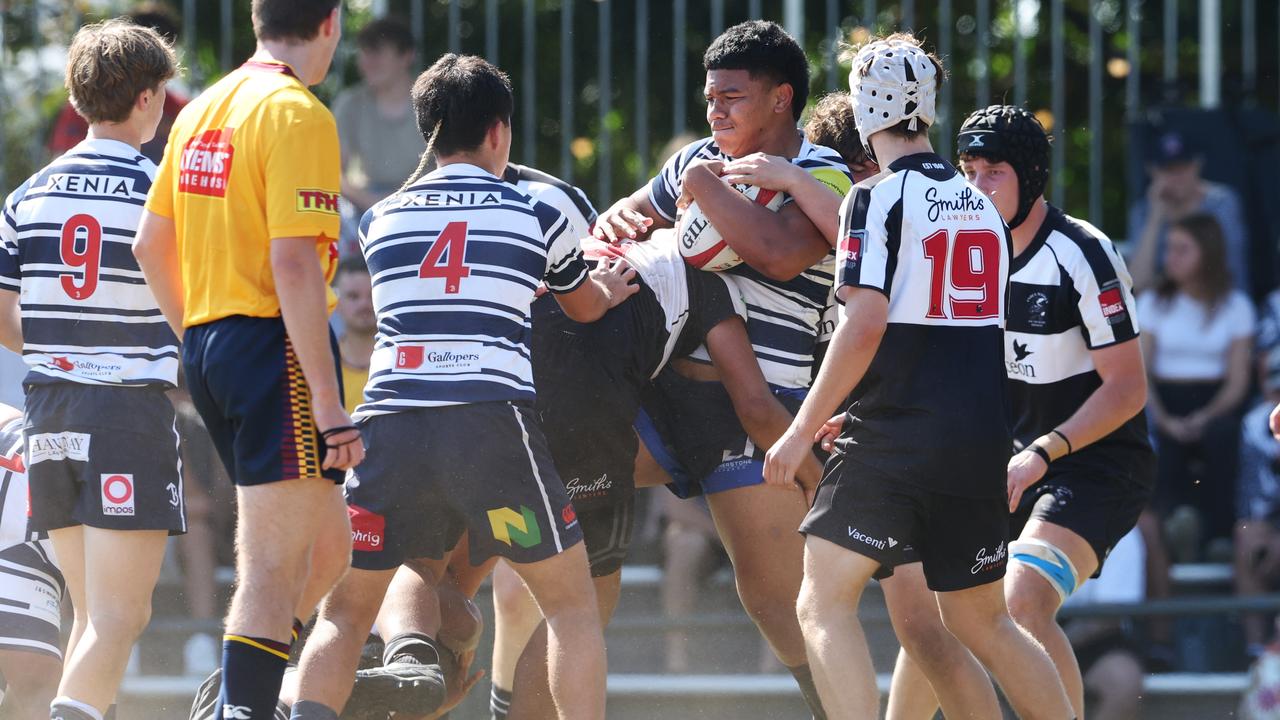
[
  {"left": 957, "top": 104, "right": 1050, "bottom": 228},
  {"left": 804, "top": 91, "right": 868, "bottom": 168},
  {"left": 704, "top": 20, "right": 810, "bottom": 121}
]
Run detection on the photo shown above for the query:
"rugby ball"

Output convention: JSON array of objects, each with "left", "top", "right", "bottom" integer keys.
[{"left": 677, "top": 184, "right": 786, "bottom": 272}]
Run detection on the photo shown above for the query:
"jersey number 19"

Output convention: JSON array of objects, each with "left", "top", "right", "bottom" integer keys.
[{"left": 921, "top": 228, "right": 1000, "bottom": 321}]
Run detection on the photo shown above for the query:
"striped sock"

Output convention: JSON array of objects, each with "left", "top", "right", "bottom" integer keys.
[
  {"left": 490, "top": 684, "right": 512, "bottom": 720},
  {"left": 217, "top": 634, "right": 290, "bottom": 720}
]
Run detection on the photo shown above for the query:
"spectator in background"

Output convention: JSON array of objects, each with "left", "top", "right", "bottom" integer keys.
[
  {"left": 46, "top": 3, "right": 189, "bottom": 165},
  {"left": 1235, "top": 289, "right": 1280, "bottom": 657},
  {"left": 1129, "top": 129, "right": 1249, "bottom": 294},
  {"left": 332, "top": 17, "right": 423, "bottom": 220},
  {"left": 1140, "top": 213, "right": 1255, "bottom": 556},
  {"left": 334, "top": 257, "right": 375, "bottom": 415}
]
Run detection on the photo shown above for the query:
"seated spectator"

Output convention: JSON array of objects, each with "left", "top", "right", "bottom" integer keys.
[
  {"left": 332, "top": 17, "right": 423, "bottom": 221},
  {"left": 1129, "top": 129, "right": 1249, "bottom": 293},
  {"left": 1063, "top": 528, "right": 1147, "bottom": 720},
  {"left": 1236, "top": 289, "right": 1280, "bottom": 656},
  {"left": 1140, "top": 212, "right": 1255, "bottom": 554},
  {"left": 46, "top": 3, "right": 189, "bottom": 164},
  {"left": 335, "top": 257, "right": 375, "bottom": 414}
]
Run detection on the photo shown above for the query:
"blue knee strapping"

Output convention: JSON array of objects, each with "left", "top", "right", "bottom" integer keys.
[{"left": 1010, "top": 540, "right": 1079, "bottom": 602}]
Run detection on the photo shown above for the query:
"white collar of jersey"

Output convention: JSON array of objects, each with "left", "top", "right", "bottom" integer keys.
[
  {"left": 72, "top": 137, "right": 145, "bottom": 161},
  {"left": 423, "top": 162, "right": 500, "bottom": 182}
]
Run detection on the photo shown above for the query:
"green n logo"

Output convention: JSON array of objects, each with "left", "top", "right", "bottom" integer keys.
[{"left": 487, "top": 506, "right": 542, "bottom": 548}]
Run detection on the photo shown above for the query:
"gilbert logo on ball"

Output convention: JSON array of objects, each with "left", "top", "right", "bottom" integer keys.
[{"left": 678, "top": 184, "right": 786, "bottom": 272}]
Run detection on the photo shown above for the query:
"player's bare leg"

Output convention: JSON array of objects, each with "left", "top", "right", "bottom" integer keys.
[
  {"left": 294, "top": 566, "right": 402, "bottom": 712},
  {"left": 51, "top": 527, "right": 167, "bottom": 711},
  {"left": 935, "top": 580, "right": 1073, "bottom": 720},
  {"left": 796, "top": 535, "right": 883, "bottom": 719},
  {"left": 491, "top": 560, "right": 542, "bottom": 710},
  {"left": 881, "top": 563, "right": 997, "bottom": 720},
  {"left": 50, "top": 528, "right": 88, "bottom": 671},
  {"left": 707, "top": 483, "right": 810, "bottom": 666},
  {"left": 508, "top": 570, "right": 621, "bottom": 720},
  {"left": 505, "top": 543, "right": 606, "bottom": 720},
  {"left": 0, "top": 648, "right": 61, "bottom": 720},
  {"left": 227, "top": 480, "right": 350, "bottom": 642},
  {"left": 1005, "top": 520, "right": 1099, "bottom": 719}
]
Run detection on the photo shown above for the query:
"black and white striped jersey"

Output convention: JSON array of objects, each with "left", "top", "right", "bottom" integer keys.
[
  {"left": 0, "top": 139, "right": 179, "bottom": 388},
  {"left": 1005, "top": 205, "right": 1151, "bottom": 474},
  {"left": 0, "top": 418, "right": 40, "bottom": 549},
  {"left": 354, "top": 163, "right": 589, "bottom": 416},
  {"left": 648, "top": 136, "right": 854, "bottom": 388},
  {"left": 505, "top": 163, "right": 598, "bottom": 242},
  {"left": 834, "top": 153, "right": 1012, "bottom": 499}
]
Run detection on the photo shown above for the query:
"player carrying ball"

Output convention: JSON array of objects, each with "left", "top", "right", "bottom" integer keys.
[{"left": 764, "top": 34, "right": 1075, "bottom": 719}]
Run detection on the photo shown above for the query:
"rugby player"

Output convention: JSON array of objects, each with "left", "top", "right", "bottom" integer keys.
[
  {"left": 290, "top": 54, "right": 630, "bottom": 720},
  {"left": 134, "top": 3, "right": 360, "bottom": 718},
  {"left": 764, "top": 35, "right": 1073, "bottom": 719},
  {"left": 884, "top": 106, "right": 1153, "bottom": 720},
  {"left": 594, "top": 22, "right": 852, "bottom": 715},
  {"left": 0, "top": 405, "right": 64, "bottom": 720},
  {"left": 0, "top": 20, "right": 182, "bottom": 720}
]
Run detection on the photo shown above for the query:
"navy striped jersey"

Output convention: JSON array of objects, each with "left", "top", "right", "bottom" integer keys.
[
  {"left": 505, "top": 163, "right": 598, "bottom": 241},
  {"left": 648, "top": 137, "right": 854, "bottom": 388},
  {"left": 1005, "top": 205, "right": 1152, "bottom": 479},
  {"left": 0, "top": 139, "right": 179, "bottom": 387},
  {"left": 354, "top": 163, "right": 590, "bottom": 416},
  {"left": 835, "top": 153, "right": 1012, "bottom": 499},
  {"left": 0, "top": 418, "right": 42, "bottom": 549}
]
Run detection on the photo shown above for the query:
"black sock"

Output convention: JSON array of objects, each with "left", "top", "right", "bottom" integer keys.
[
  {"left": 787, "top": 664, "right": 827, "bottom": 720},
  {"left": 381, "top": 631, "right": 442, "bottom": 666},
  {"left": 288, "top": 700, "right": 338, "bottom": 720},
  {"left": 490, "top": 684, "right": 512, "bottom": 720},
  {"left": 218, "top": 634, "right": 291, "bottom": 720},
  {"left": 49, "top": 698, "right": 102, "bottom": 720}
]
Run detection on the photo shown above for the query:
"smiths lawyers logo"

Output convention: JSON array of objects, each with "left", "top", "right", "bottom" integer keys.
[
  {"left": 100, "top": 474, "right": 135, "bottom": 516},
  {"left": 348, "top": 504, "right": 385, "bottom": 552},
  {"left": 179, "top": 128, "right": 234, "bottom": 197},
  {"left": 296, "top": 188, "right": 339, "bottom": 215},
  {"left": 487, "top": 506, "right": 542, "bottom": 548},
  {"left": 971, "top": 541, "right": 1008, "bottom": 575}
]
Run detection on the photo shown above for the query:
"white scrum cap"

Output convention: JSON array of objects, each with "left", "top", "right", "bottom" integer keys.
[{"left": 848, "top": 38, "right": 939, "bottom": 158}]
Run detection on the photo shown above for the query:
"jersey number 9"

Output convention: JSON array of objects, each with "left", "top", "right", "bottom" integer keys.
[{"left": 59, "top": 213, "right": 102, "bottom": 301}]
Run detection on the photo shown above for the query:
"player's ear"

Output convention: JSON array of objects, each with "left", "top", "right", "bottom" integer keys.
[
  {"left": 322, "top": 7, "right": 341, "bottom": 40},
  {"left": 773, "top": 81, "right": 794, "bottom": 116}
]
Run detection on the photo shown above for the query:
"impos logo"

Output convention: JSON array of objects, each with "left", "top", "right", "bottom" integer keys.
[{"left": 100, "top": 474, "right": 135, "bottom": 516}]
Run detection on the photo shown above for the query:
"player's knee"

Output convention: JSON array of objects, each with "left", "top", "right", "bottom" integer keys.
[
  {"left": 493, "top": 566, "right": 534, "bottom": 618},
  {"left": 1009, "top": 539, "right": 1079, "bottom": 610},
  {"left": 896, "top": 616, "right": 965, "bottom": 671},
  {"left": 1, "top": 655, "right": 61, "bottom": 707},
  {"left": 737, "top": 576, "right": 799, "bottom": 629},
  {"left": 90, "top": 599, "right": 154, "bottom": 643},
  {"left": 796, "top": 577, "right": 842, "bottom": 630}
]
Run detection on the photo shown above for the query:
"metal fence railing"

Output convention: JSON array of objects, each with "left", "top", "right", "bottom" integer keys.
[{"left": 0, "top": 1, "right": 1276, "bottom": 236}]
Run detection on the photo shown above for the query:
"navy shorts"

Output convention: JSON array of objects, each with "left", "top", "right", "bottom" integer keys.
[
  {"left": 346, "top": 402, "right": 583, "bottom": 571},
  {"left": 182, "top": 316, "right": 346, "bottom": 486},
  {"left": 801, "top": 451, "right": 1009, "bottom": 593},
  {"left": 25, "top": 384, "right": 186, "bottom": 534}
]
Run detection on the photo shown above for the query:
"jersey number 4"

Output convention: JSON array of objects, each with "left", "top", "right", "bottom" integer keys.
[
  {"left": 59, "top": 214, "right": 102, "bottom": 301},
  {"left": 921, "top": 228, "right": 1001, "bottom": 320},
  {"left": 419, "top": 221, "right": 471, "bottom": 294}
]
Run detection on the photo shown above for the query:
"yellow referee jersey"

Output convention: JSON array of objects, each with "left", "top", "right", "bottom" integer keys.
[{"left": 146, "top": 60, "right": 341, "bottom": 327}]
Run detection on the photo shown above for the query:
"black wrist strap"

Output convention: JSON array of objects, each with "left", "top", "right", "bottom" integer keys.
[
  {"left": 1029, "top": 444, "right": 1053, "bottom": 465},
  {"left": 1051, "top": 429, "right": 1073, "bottom": 455}
]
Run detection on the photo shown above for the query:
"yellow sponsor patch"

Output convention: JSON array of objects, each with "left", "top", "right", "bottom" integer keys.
[
  {"left": 808, "top": 167, "right": 853, "bottom": 197},
  {"left": 296, "top": 188, "right": 340, "bottom": 215}
]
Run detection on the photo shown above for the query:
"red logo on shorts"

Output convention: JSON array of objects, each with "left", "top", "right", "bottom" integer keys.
[
  {"left": 562, "top": 505, "right": 577, "bottom": 525},
  {"left": 100, "top": 474, "right": 135, "bottom": 516},
  {"left": 395, "top": 345, "right": 425, "bottom": 370},
  {"left": 348, "top": 504, "right": 386, "bottom": 552},
  {"left": 178, "top": 128, "right": 235, "bottom": 197}
]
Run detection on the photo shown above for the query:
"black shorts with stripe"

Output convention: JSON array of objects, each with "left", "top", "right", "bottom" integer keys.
[
  {"left": 25, "top": 383, "right": 186, "bottom": 534},
  {"left": 0, "top": 542, "right": 63, "bottom": 659},
  {"left": 182, "top": 315, "right": 345, "bottom": 486},
  {"left": 346, "top": 403, "right": 583, "bottom": 571}
]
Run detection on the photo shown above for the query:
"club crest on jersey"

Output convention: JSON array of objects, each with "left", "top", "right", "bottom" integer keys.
[
  {"left": 178, "top": 128, "right": 234, "bottom": 197},
  {"left": 1098, "top": 282, "right": 1129, "bottom": 325},
  {"left": 1026, "top": 292, "right": 1049, "bottom": 329},
  {"left": 487, "top": 506, "right": 542, "bottom": 548},
  {"left": 296, "top": 189, "right": 339, "bottom": 215}
]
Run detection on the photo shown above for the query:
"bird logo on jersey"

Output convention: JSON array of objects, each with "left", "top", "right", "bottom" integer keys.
[{"left": 1012, "top": 340, "right": 1033, "bottom": 362}]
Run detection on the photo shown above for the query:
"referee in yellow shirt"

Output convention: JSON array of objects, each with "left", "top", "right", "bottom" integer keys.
[{"left": 134, "top": 2, "right": 361, "bottom": 718}]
